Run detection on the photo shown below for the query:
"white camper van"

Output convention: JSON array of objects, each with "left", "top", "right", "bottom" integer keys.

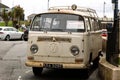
[{"left": 25, "top": 5, "right": 102, "bottom": 76}]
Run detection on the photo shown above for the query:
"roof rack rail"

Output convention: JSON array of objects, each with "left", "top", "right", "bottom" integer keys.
[{"left": 49, "top": 6, "right": 98, "bottom": 18}]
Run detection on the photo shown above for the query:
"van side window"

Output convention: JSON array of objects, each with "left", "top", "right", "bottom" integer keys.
[
  {"left": 91, "top": 19, "right": 99, "bottom": 31},
  {"left": 85, "top": 18, "right": 91, "bottom": 31}
]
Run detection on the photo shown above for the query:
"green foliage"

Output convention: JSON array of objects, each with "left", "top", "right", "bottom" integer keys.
[
  {"left": 11, "top": 5, "right": 24, "bottom": 27},
  {"left": 8, "top": 21, "right": 13, "bottom": 26},
  {"left": 24, "top": 20, "right": 31, "bottom": 26},
  {"left": 0, "top": 22, "right": 5, "bottom": 26},
  {"left": 1, "top": 8, "right": 11, "bottom": 26},
  {"left": 0, "top": 21, "right": 31, "bottom": 27},
  {"left": 1, "top": 5, "right": 24, "bottom": 27},
  {"left": 0, "top": 21, "right": 13, "bottom": 26}
]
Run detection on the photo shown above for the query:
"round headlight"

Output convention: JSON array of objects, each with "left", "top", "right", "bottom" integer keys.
[
  {"left": 70, "top": 46, "right": 79, "bottom": 56},
  {"left": 30, "top": 44, "right": 38, "bottom": 54}
]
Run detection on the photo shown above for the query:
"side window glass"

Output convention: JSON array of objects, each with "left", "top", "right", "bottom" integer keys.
[
  {"left": 0, "top": 28, "right": 2, "bottom": 31},
  {"left": 9, "top": 28, "right": 14, "bottom": 31},
  {"left": 12, "top": 28, "right": 17, "bottom": 31},
  {"left": 6, "top": 28, "right": 10, "bottom": 31},
  {"left": 4, "top": 28, "right": 8, "bottom": 31},
  {"left": 52, "top": 18, "right": 60, "bottom": 29},
  {"left": 43, "top": 18, "right": 52, "bottom": 29},
  {"left": 85, "top": 18, "right": 91, "bottom": 31},
  {"left": 91, "top": 19, "right": 99, "bottom": 31},
  {"left": 32, "top": 17, "right": 41, "bottom": 31}
]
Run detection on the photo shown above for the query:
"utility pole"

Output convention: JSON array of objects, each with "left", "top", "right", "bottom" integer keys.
[
  {"left": 106, "top": 0, "right": 119, "bottom": 66},
  {"left": 0, "top": 0, "right": 2, "bottom": 15},
  {"left": 48, "top": 0, "right": 49, "bottom": 10},
  {"left": 103, "top": 2, "right": 106, "bottom": 17}
]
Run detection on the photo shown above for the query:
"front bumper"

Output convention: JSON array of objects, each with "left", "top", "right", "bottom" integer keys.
[{"left": 25, "top": 61, "right": 86, "bottom": 69}]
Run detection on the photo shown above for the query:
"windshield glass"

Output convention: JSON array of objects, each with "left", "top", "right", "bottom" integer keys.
[
  {"left": 0, "top": 28, "right": 2, "bottom": 31},
  {"left": 31, "top": 13, "right": 85, "bottom": 32}
]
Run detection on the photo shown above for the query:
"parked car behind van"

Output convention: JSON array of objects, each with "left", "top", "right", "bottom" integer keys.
[{"left": 0, "top": 27, "right": 24, "bottom": 41}]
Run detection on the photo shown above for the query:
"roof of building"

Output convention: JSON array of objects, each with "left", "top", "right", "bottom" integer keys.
[{"left": 0, "top": 3, "right": 9, "bottom": 8}]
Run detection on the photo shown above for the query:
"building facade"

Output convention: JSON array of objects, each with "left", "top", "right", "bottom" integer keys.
[{"left": 0, "top": 2, "right": 10, "bottom": 21}]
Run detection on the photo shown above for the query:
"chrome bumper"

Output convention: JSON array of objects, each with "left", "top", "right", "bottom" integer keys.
[{"left": 25, "top": 61, "right": 86, "bottom": 69}]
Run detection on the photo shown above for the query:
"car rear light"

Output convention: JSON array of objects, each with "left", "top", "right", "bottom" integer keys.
[
  {"left": 101, "top": 33, "right": 107, "bottom": 37},
  {"left": 0, "top": 32, "right": 4, "bottom": 34}
]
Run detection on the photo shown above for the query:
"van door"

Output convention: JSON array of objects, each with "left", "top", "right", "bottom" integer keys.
[
  {"left": 85, "top": 18, "right": 93, "bottom": 62},
  {"left": 90, "top": 18, "right": 102, "bottom": 59}
]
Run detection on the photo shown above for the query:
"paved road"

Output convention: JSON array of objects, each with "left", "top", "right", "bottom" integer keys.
[{"left": 0, "top": 41, "right": 101, "bottom": 80}]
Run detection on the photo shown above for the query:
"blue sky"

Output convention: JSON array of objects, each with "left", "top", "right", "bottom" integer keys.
[{"left": 2, "top": 0, "right": 119, "bottom": 19}]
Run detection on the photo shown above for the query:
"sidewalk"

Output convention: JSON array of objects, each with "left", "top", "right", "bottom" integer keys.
[{"left": 98, "top": 55, "right": 120, "bottom": 80}]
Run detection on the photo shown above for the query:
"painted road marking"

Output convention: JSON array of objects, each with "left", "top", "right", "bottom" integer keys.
[
  {"left": 18, "top": 76, "right": 22, "bottom": 80},
  {"left": 25, "top": 70, "right": 32, "bottom": 74}
]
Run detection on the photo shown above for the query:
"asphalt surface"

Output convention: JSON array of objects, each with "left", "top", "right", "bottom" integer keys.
[{"left": 0, "top": 41, "right": 101, "bottom": 80}]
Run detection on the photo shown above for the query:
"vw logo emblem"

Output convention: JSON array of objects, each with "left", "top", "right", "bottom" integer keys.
[{"left": 49, "top": 43, "right": 58, "bottom": 53}]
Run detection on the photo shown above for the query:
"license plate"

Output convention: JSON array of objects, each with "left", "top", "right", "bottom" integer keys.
[{"left": 43, "top": 64, "right": 63, "bottom": 68}]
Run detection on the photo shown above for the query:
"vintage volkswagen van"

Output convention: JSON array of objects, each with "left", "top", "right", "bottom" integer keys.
[{"left": 25, "top": 5, "right": 102, "bottom": 76}]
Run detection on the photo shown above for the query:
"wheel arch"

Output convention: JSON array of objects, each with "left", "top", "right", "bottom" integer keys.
[{"left": 5, "top": 34, "right": 10, "bottom": 40}]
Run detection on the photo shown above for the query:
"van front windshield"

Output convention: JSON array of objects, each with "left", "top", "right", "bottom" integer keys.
[{"left": 31, "top": 13, "right": 85, "bottom": 32}]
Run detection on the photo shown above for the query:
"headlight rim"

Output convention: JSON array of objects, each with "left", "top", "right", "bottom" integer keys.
[
  {"left": 30, "top": 44, "right": 38, "bottom": 54},
  {"left": 70, "top": 46, "right": 80, "bottom": 56}
]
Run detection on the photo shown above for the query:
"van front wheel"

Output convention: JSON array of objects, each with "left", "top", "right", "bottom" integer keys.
[
  {"left": 93, "top": 56, "right": 100, "bottom": 68},
  {"left": 32, "top": 67, "right": 43, "bottom": 76}
]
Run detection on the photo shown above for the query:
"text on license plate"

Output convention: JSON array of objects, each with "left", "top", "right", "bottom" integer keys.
[{"left": 43, "top": 64, "right": 63, "bottom": 68}]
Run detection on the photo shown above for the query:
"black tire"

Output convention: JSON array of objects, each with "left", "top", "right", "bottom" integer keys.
[
  {"left": 79, "top": 69, "right": 90, "bottom": 79},
  {"left": 92, "top": 56, "right": 100, "bottom": 68},
  {"left": 5, "top": 35, "right": 10, "bottom": 41},
  {"left": 24, "top": 38, "right": 28, "bottom": 41},
  {"left": 32, "top": 67, "right": 43, "bottom": 76},
  {"left": 93, "top": 51, "right": 102, "bottom": 68}
]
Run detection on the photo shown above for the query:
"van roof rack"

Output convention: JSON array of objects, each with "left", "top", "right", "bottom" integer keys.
[{"left": 49, "top": 6, "right": 98, "bottom": 18}]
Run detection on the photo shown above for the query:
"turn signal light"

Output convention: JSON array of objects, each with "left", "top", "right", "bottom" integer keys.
[
  {"left": 75, "top": 58, "right": 83, "bottom": 63},
  {"left": 27, "top": 56, "right": 34, "bottom": 60}
]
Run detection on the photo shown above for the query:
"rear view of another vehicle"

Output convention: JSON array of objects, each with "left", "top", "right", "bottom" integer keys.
[
  {"left": 0, "top": 27, "right": 7, "bottom": 40},
  {"left": 0, "top": 27, "right": 24, "bottom": 41}
]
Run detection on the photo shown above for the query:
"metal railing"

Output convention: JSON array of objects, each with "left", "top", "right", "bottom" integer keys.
[{"left": 49, "top": 6, "right": 98, "bottom": 18}]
